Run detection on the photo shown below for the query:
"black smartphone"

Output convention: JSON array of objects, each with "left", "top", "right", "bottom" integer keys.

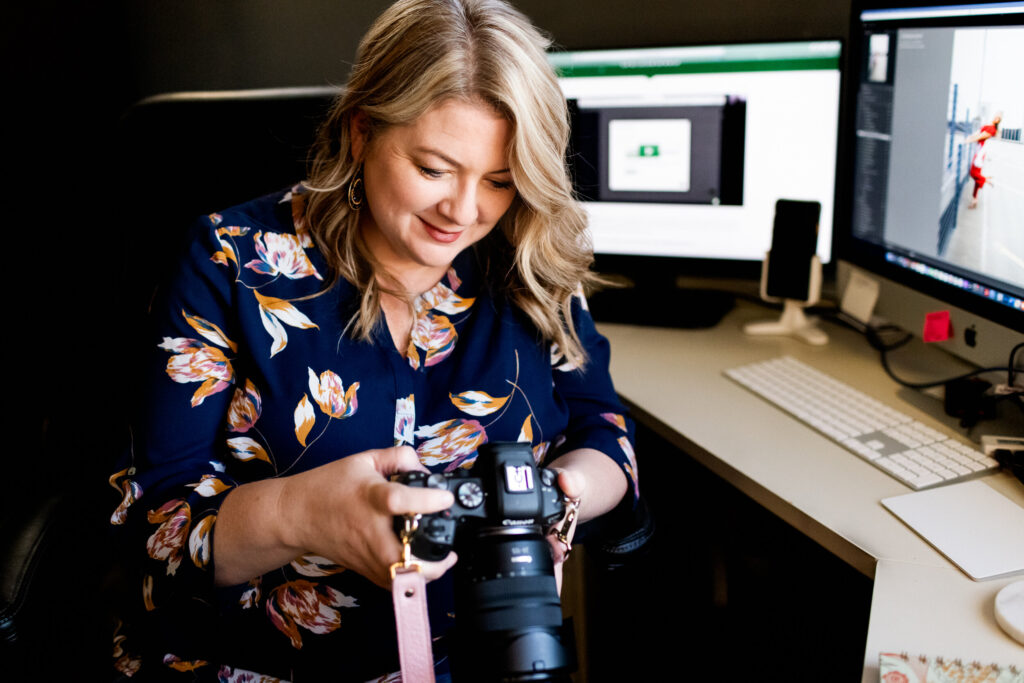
[{"left": 764, "top": 199, "right": 821, "bottom": 301}]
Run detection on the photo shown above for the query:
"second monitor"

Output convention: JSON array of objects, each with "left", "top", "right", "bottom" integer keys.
[{"left": 549, "top": 40, "right": 843, "bottom": 325}]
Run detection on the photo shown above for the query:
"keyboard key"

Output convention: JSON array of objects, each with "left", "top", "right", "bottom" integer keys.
[{"left": 724, "top": 356, "right": 998, "bottom": 490}]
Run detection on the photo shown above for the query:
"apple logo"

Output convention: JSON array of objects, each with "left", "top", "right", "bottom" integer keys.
[{"left": 964, "top": 325, "right": 977, "bottom": 348}]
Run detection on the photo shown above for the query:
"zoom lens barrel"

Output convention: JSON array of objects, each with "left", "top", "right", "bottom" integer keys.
[{"left": 451, "top": 530, "right": 574, "bottom": 682}]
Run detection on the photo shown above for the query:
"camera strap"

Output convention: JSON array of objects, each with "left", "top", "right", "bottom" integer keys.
[
  {"left": 391, "top": 514, "right": 436, "bottom": 682},
  {"left": 552, "top": 495, "right": 582, "bottom": 559}
]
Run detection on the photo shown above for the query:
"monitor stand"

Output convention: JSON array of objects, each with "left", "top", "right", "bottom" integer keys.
[{"left": 743, "top": 299, "right": 829, "bottom": 345}]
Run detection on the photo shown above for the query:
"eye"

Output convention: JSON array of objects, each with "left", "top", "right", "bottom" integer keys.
[
  {"left": 488, "top": 179, "right": 514, "bottom": 191},
  {"left": 418, "top": 166, "right": 444, "bottom": 179}
]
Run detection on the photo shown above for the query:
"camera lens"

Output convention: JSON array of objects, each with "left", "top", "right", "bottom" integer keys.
[{"left": 451, "top": 529, "right": 574, "bottom": 682}]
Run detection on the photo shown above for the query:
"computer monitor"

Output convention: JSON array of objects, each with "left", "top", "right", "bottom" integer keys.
[
  {"left": 836, "top": 0, "right": 1024, "bottom": 370},
  {"left": 548, "top": 40, "right": 843, "bottom": 326}
]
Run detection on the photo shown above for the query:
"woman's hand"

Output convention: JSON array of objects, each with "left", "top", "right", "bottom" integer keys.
[
  {"left": 543, "top": 448, "right": 629, "bottom": 592},
  {"left": 282, "top": 445, "right": 457, "bottom": 588},
  {"left": 545, "top": 467, "right": 583, "bottom": 594},
  {"left": 215, "top": 446, "right": 457, "bottom": 589},
  {"left": 546, "top": 467, "right": 584, "bottom": 567}
]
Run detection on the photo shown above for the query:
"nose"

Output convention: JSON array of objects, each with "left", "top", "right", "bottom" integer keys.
[{"left": 439, "top": 180, "right": 478, "bottom": 227}]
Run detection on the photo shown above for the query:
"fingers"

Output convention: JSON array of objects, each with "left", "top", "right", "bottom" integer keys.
[
  {"left": 546, "top": 466, "right": 583, "bottom": 571},
  {"left": 286, "top": 446, "right": 461, "bottom": 588},
  {"left": 546, "top": 534, "right": 569, "bottom": 566},
  {"left": 380, "top": 552, "right": 455, "bottom": 590},
  {"left": 417, "top": 551, "right": 458, "bottom": 582},
  {"left": 372, "top": 546, "right": 457, "bottom": 588},
  {"left": 545, "top": 533, "right": 567, "bottom": 594},
  {"left": 370, "top": 478, "right": 454, "bottom": 517}
]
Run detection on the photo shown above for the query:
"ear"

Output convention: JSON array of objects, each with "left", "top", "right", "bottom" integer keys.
[{"left": 349, "top": 109, "right": 370, "bottom": 162}]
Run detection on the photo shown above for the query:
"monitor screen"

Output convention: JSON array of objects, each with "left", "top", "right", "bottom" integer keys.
[
  {"left": 837, "top": 0, "right": 1024, "bottom": 368},
  {"left": 549, "top": 40, "right": 843, "bottom": 266}
]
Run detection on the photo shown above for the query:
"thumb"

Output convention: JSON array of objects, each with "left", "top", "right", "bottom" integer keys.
[{"left": 553, "top": 467, "right": 586, "bottom": 501}]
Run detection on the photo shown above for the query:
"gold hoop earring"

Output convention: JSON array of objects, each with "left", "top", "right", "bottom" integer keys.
[{"left": 347, "top": 168, "right": 365, "bottom": 211}]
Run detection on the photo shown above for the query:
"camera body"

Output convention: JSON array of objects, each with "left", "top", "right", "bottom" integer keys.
[
  {"left": 394, "top": 442, "right": 575, "bottom": 682},
  {"left": 394, "top": 442, "right": 565, "bottom": 561}
]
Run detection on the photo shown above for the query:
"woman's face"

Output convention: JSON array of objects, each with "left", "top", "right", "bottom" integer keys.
[{"left": 352, "top": 99, "right": 516, "bottom": 292}]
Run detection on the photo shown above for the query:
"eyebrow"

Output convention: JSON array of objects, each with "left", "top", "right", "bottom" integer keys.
[{"left": 415, "top": 147, "right": 511, "bottom": 175}]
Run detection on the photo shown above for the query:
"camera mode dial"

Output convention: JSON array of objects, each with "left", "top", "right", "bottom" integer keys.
[{"left": 456, "top": 481, "right": 485, "bottom": 508}]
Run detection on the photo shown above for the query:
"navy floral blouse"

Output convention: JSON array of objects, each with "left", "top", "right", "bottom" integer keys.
[{"left": 109, "top": 187, "right": 638, "bottom": 682}]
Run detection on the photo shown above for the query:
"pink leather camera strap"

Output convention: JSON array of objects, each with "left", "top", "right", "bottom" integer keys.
[{"left": 392, "top": 567, "right": 436, "bottom": 682}]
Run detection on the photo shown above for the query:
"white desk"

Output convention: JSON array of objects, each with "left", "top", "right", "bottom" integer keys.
[{"left": 597, "top": 301, "right": 1024, "bottom": 679}]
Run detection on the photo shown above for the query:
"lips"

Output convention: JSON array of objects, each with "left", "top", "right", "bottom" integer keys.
[{"left": 421, "top": 219, "right": 462, "bottom": 244}]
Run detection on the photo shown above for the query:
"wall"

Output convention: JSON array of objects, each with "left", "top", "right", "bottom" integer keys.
[
  {"left": 116, "top": 0, "right": 850, "bottom": 100},
  {"left": 5, "top": 0, "right": 850, "bottom": 506}
]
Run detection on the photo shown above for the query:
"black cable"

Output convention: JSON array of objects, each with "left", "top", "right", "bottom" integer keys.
[
  {"left": 865, "top": 322, "right": 913, "bottom": 352},
  {"left": 878, "top": 350, "right": 1011, "bottom": 390},
  {"left": 1003, "top": 342, "right": 1024, "bottom": 416},
  {"left": 993, "top": 449, "right": 1024, "bottom": 487},
  {"left": 864, "top": 323, "right": 1014, "bottom": 390},
  {"left": 1011, "top": 395, "right": 1024, "bottom": 415},
  {"left": 1009, "top": 341, "right": 1023, "bottom": 386}
]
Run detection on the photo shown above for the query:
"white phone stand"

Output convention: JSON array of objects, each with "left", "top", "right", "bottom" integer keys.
[{"left": 743, "top": 252, "right": 829, "bottom": 346}]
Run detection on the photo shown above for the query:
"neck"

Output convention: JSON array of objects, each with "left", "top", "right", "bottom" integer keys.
[
  {"left": 379, "top": 291, "right": 414, "bottom": 354},
  {"left": 384, "top": 266, "right": 448, "bottom": 299}
]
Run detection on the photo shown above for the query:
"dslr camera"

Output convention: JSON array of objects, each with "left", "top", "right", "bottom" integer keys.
[{"left": 394, "top": 441, "right": 576, "bottom": 682}]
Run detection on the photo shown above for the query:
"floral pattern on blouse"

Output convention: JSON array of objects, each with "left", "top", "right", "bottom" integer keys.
[
  {"left": 109, "top": 187, "right": 636, "bottom": 681},
  {"left": 406, "top": 271, "right": 474, "bottom": 370}
]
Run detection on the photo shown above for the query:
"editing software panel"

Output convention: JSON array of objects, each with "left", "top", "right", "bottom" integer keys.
[{"left": 850, "top": 5, "right": 1024, "bottom": 317}]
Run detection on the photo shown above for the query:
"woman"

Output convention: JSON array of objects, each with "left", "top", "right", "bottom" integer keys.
[
  {"left": 110, "top": 0, "right": 638, "bottom": 680},
  {"left": 966, "top": 112, "right": 1000, "bottom": 209}
]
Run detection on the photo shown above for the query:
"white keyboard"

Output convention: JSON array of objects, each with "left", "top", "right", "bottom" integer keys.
[{"left": 724, "top": 356, "right": 1001, "bottom": 490}]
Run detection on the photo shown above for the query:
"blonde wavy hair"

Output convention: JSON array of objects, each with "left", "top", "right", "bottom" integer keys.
[{"left": 304, "top": 0, "right": 597, "bottom": 366}]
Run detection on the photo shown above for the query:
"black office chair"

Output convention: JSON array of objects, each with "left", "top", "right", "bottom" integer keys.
[
  {"left": 113, "top": 87, "right": 339, "bottom": 318},
  {"left": 0, "top": 86, "right": 338, "bottom": 681}
]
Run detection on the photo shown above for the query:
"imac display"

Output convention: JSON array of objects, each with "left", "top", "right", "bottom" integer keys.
[{"left": 838, "top": 0, "right": 1024, "bottom": 369}]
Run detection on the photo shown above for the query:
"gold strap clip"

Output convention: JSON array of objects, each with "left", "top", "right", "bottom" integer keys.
[
  {"left": 553, "top": 496, "right": 581, "bottom": 559},
  {"left": 390, "top": 513, "right": 423, "bottom": 579}
]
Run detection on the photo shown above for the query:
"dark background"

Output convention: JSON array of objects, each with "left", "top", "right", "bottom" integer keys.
[
  {"left": 4, "top": 2, "right": 868, "bottom": 680},
  {"left": 7, "top": 0, "right": 852, "bottom": 466}
]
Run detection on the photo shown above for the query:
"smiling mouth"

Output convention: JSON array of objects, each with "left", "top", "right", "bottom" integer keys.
[{"left": 421, "top": 220, "right": 462, "bottom": 244}]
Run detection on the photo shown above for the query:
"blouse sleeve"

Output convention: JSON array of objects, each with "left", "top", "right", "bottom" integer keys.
[
  {"left": 550, "top": 293, "right": 640, "bottom": 504},
  {"left": 110, "top": 214, "right": 244, "bottom": 610}
]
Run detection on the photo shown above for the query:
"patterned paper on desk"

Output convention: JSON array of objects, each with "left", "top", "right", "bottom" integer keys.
[{"left": 880, "top": 652, "right": 1023, "bottom": 683}]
